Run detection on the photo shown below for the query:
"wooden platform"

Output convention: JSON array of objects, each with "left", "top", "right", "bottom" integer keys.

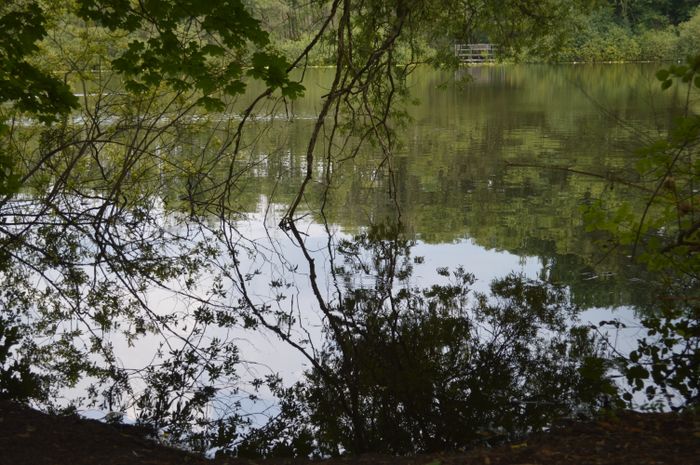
[{"left": 454, "top": 43, "right": 497, "bottom": 63}]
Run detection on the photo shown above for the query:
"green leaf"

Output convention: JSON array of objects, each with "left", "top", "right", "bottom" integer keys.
[
  {"left": 656, "top": 69, "right": 670, "bottom": 81},
  {"left": 282, "top": 81, "right": 305, "bottom": 99},
  {"left": 223, "top": 81, "right": 246, "bottom": 96},
  {"left": 627, "top": 365, "right": 649, "bottom": 382},
  {"left": 670, "top": 65, "right": 688, "bottom": 76},
  {"left": 196, "top": 96, "right": 225, "bottom": 112}
]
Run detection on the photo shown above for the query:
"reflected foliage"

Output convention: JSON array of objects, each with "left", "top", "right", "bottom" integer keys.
[
  {"left": 0, "top": 0, "right": 300, "bottom": 417},
  {"left": 236, "top": 224, "right": 618, "bottom": 457},
  {"left": 0, "top": 314, "right": 45, "bottom": 403},
  {"left": 238, "top": 65, "right": 680, "bottom": 310}
]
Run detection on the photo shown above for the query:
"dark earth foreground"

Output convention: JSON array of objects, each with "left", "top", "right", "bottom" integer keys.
[{"left": 1, "top": 400, "right": 699, "bottom": 465}]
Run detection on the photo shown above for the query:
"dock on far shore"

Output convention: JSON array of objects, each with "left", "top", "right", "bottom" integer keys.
[{"left": 454, "top": 43, "right": 497, "bottom": 63}]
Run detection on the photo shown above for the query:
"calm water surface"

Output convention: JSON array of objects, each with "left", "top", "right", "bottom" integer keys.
[
  {"left": 74, "top": 64, "right": 684, "bottom": 415},
  {"left": 177, "top": 63, "right": 681, "bottom": 386},
  {"left": 230, "top": 64, "right": 682, "bottom": 309}
]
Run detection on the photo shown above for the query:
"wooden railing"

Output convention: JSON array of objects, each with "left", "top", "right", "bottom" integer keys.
[{"left": 454, "top": 43, "right": 497, "bottom": 63}]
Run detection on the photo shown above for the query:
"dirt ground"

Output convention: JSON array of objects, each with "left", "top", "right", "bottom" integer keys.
[{"left": 1, "top": 399, "right": 699, "bottom": 465}]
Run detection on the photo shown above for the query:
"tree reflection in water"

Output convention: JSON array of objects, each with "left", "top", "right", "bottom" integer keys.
[{"left": 235, "top": 220, "right": 619, "bottom": 458}]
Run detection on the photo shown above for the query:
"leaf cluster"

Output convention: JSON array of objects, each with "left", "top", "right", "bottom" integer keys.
[
  {"left": 0, "top": 2, "right": 78, "bottom": 122},
  {"left": 76, "top": 0, "right": 303, "bottom": 105},
  {"left": 0, "top": 314, "right": 45, "bottom": 403},
  {"left": 656, "top": 55, "right": 700, "bottom": 90}
]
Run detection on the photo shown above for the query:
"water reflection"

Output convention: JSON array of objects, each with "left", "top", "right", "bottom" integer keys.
[
  {"left": 231, "top": 221, "right": 617, "bottom": 457},
  {"left": 1, "top": 63, "right": 682, "bottom": 453},
  {"left": 209, "top": 64, "right": 681, "bottom": 309}
]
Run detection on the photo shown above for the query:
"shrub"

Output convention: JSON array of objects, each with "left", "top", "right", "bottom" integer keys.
[
  {"left": 639, "top": 28, "right": 679, "bottom": 61},
  {"left": 677, "top": 8, "right": 700, "bottom": 59},
  {"left": 0, "top": 316, "right": 45, "bottom": 403}
]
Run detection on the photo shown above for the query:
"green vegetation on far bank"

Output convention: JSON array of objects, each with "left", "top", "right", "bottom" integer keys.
[
  {"left": 526, "top": 1, "right": 700, "bottom": 63},
  {"left": 248, "top": 0, "right": 700, "bottom": 65}
]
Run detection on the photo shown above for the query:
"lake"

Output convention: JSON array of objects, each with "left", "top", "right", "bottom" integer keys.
[
  {"left": 223, "top": 63, "right": 680, "bottom": 308},
  {"left": 17, "top": 63, "right": 684, "bottom": 421}
]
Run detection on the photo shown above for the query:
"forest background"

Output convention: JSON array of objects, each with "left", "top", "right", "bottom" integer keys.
[{"left": 252, "top": 0, "right": 700, "bottom": 63}]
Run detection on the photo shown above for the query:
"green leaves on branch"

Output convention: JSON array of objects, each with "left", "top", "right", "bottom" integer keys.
[
  {"left": 656, "top": 54, "right": 700, "bottom": 90},
  {"left": 587, "top": 53, "right": 700, "bottom": 274},
  {"left": 0, "top": 2, "right": 80, "bottom": 196},
  {"left": 0, "top": 0, "right": 305, "bottom": 194},
  {"left": 0, "top": 3, "right": 79, "bottom": 123},
  {"left": 76, "top": 0, "right": 303, "bottom": 105},
  {"left": 588, "top": 54, "right": 700, "bottom": 410},
  {"left": 249, "top": 52, "right": 304, "bottom": 99}
]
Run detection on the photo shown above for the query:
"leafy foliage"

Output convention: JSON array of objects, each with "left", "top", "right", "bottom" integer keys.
[
  {"left": 0, "top": 315, "right": 45, "bottom": 403},
  {"left": 236, "top": 226, "right": 618, "bottom": 457},
  {"left": 678, "top": 8, "right": 700, "bottom": 59},
  {"left": 128, "top": 340, "right": 245, "bottom": 452},
  {"left": 76, "top": 0, "right": 303, "bottom": 103},
  {"left": 0, "top": 2, "right": 79, "bottom": 195},
  {"left": 585, "top": 55, "right": 700, "bottom": 408},
  {"left": 529, "top": 3, "right": 700, "bottom": 63},
  {"left": 0, "top": 2, "right": 78, "bottom": 121},
  {"left": 0, "top": 0, "right": 654, "bottom": 457}
]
